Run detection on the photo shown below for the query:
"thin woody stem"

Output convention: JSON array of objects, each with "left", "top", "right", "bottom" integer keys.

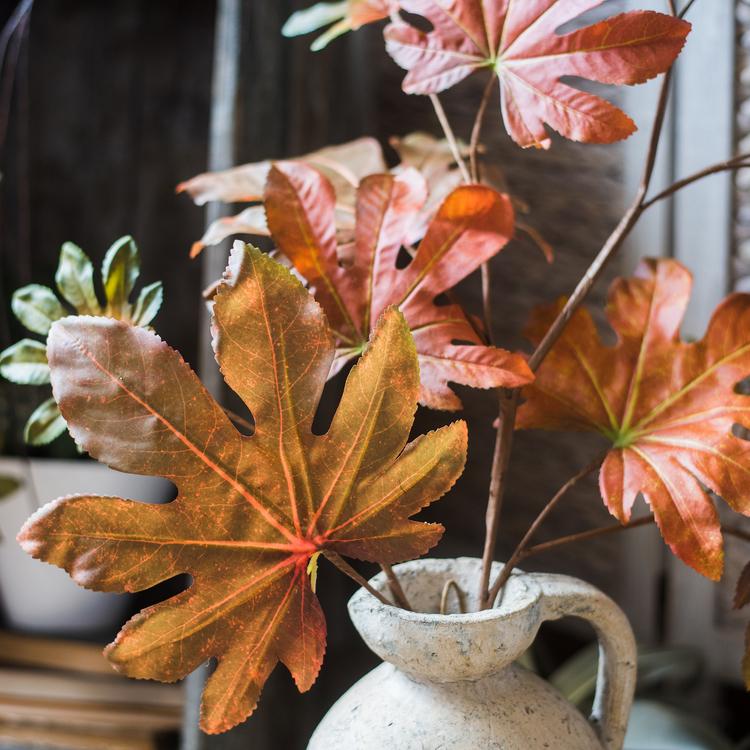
[
  {"left": 642, "top": 154, "right": 750, "bottom": 210},
  {"left": 324, "top": 552, "right": 393, "bottom": 607},
  {"left": 381, "top": 563, "right": 412, "bottom": 610},
  {"left": 520, "top": 517, "right": 750, "bottom": 562},
  {"left": 523, "top": 516, "right": 655, "bottom": 559},
  {"left": 469, "top": 74, "right": 496, "bottom": 183},
  {"left": 679, "top": 0, "right": 697, "bottom": 18},
  {"left": 478, "top": 68, "right": 675, "bottom": 608},
  {"left": 478, "top": 388, "right": 519, "bottom": 606},
  {"left": 486, "top": 453, "right": 605, "bottom": 606},
  {"left": 429, "top": 93, "right": 471, "bottom": 183}
]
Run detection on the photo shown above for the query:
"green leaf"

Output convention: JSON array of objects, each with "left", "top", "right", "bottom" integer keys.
[
  {"left": 12, "top": 284, "right": 67, "bottom": 336},
  {"left": 130, "top": 281, "right": 163, "bottom": 327},
  {"left": 282, "top": 1, "right": 347, "bottom": 37},
  {"left": 24, "top": 397, "right": 67, "bottom": 446},
  {"left": 101, "top": 235, "right": 140, "bottom": 312},
  {"left": 55, "top": 242, "right": 101, "bottom": 315},
  {"left": 0, "top": 339, "right": 50, "bottom": 385},
  {"left": 0, "top": 476, "right": 20, "bottom": 501},
  {"left": 311, "top": 18, "right": 352, "bottom": 51}
]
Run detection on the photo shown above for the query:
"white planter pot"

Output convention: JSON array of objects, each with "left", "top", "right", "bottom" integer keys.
[
  {"left": 309, "top": 557, "right": 637, "bottom": 750},
  {"left": 0, "top": 457, "right": 171, "bottom": 638}
]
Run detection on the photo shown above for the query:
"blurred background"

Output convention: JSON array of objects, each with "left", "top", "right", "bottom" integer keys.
[{"left": 0, "top": 0, "right": 748, "bottom": 748}]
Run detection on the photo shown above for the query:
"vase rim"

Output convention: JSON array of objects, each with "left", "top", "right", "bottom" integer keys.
[{"left": 350, "top": 556, "right": 540, "bottom": 625}]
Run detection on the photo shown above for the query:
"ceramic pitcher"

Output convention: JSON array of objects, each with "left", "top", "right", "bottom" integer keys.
[{"left": 308, "top": 557, "right": 636, "bottom": 750}]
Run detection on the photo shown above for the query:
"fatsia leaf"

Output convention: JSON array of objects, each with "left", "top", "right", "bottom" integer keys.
[
  {"left": 266, "top": 161, "right": 533, "bottom": 409},
  {"left": 0, "top": 236, "right": 163, "bottom": 447},
  {"left": 18, "top": 243, "right": 467, "bottom": 734},
  {"left": 102, "top": 235, "right": 140, "bottom": 312},
  {"left": 24, "top": 397, "right": 66, "bottom": 446},
  {"left": 131, "top": 281, "right": 164, "bottom": 327},
  {"left": 179, "top": 133, "right": 484, "bottom": 257},
  {"left": 0, "top": 339, "right": 49, "bottom": 385},
  {"left": 385, "top": 1, "right": 690, "bottom": 149},
  {"left": 283, "top": 1, "right": 397, "bottom": 50},
  {"left": 12, "top": 284, "right": 66, "bottom": 336},
  {"left": 56, "top": 242, "right": 101, "bottom": 315},
  {"left": 518, "top": 259, "right": 750, "bottom": 580}
]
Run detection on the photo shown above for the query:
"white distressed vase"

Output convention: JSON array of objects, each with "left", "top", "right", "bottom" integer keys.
[{"left": 309, "top": 557, "right": 636, "bottom": 750}]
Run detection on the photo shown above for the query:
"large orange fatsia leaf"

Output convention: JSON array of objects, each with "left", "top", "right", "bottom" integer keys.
[
  {"left": 385, "top": 1, "right": 690, "bottom": 148},
  {"left": 518, "top": 259, "right": 750, "bottom": 581},
  {"left": 18, "top": 243, "right": 467, "bottom": 734},
  {"left": 266, "top": 161, "right": 533, "bottom": 409}
]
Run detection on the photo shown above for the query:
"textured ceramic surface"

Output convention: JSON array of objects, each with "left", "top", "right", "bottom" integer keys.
[{"left": 308, "top": 557, "right": 636, "bottom": 750}]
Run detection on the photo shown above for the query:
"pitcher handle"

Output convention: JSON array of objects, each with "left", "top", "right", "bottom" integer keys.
[{"left": 527, "top": 573, "right": 637, "bottom": 750}]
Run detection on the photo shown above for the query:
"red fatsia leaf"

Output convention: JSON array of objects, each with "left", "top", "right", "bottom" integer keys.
[
  {"left": 518, "top": 259, "right": 750, "bottom": 581},
  {"left": 18, "top": 244, "right": 467, "bottom": 734},
  {"left": 385, "top": 1, "right": 690, "bottom": 148},
  {"left": 265, "top": 161, "right": 533, "bottom": 410}
]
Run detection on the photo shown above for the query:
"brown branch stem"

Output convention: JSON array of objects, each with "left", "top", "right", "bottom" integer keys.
[
  {"left": 381, "top": 563, "right": 412, "bottom": 610},
  {"left": 519, "top": 517, "right": 750, "bottom": 564},
  {"left": 478, "top": 70, "right": 674, "bottom": 608},
  {"left": 469, "top": 74, "right": 496, "bottom": 183},
  {"left": 523, "top": 516, "right": 655, "bottom": 559},
  {"left": 486, "top": 453, "right": 605, "bottom": 606},
  {"left": 642, "top": 155, "right": 750, "bottom": 210},
  {"left": 478, "top": 388, "right": 520, "bottom": 606},
  {"left": 324, "top": 552, "right": 393, "bottom": 607},
  {"left": 429, "top": 93, "right": 471, "bottom": 184}
]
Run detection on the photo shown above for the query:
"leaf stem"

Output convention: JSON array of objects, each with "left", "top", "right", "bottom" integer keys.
[
  {"left": 519, "top": 517, "right": 750, "bottom": 563},
  {"left": 485, "top": 453, "right": 606, "bottom": 606},
  {"left": 429, "top": 93, "right": 471, "bottom": 184},
  {"left": 469, "top": 74, "right": 496, "bottom": 183},
  {"left": 477, "top": 68, "right": 675, "bottom": 608},
  {"left": 324, "top": 551, "right": 394, "bottom": 607},
  {"left": 641, "top": 154, "right": 750, "bottom": 210},
  {"left": 381, "top": 563, "right": 412, "bottom": 610}
]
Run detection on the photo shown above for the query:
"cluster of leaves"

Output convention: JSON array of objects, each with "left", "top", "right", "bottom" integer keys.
[
  {"left": 286, "top": 0, "right": 690, "bottom": 149},
  {"left": 263, "top": 161, "right": 533, "bottom": 408},
  {"left": 0, "top": 237, "right": 163, "bottom": 445},
  {"left": 519, "top": 258, "right": 750, "bottom": 582},
  {"left": 178, "top": 132, "right": 472, "bottom": 257},
  {"left": 19, "top": 244, "right": 467, "bottom": 733}
]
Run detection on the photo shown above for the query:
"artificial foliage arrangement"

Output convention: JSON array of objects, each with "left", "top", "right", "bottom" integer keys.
[
  {"left": 0, "top": 236, "right": 163, "bottom": 445},
  {"left": 11, "top": 0, "right": 750, "bottom": 743}
]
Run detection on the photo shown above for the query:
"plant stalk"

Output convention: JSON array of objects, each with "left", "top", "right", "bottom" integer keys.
[
  {"left": 429, "top": 93, "right": 471, "bottom": 183},
  {"left": 479, "top": 68, "right": 675, "bottom": 607},
  {"left": 324, "top": 552, "right": 393, "bottom": 607},
  {"left": 485, "top": 454, "right": 605, "bottom": 606},
  {"left": 381, "top": 563, "right": 412, "bottom": 610}
]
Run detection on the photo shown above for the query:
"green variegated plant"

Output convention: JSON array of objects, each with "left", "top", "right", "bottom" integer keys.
[{"left": 0, "top": 236, "right": 163, "bottom": 446}]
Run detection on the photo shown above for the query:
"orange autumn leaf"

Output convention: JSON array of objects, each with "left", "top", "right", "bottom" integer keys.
[
  {"left": 518, "top": 259, "right": 750, "bottom": 581},
  {"left": 18, "top": 243, "right": 467, "bottom": 734},
  {"left": 385, "top": 1, "right": 690, "bottom": 148},
  {"left": 266, "top": 161, "right": 533, "bottom": 409}
]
